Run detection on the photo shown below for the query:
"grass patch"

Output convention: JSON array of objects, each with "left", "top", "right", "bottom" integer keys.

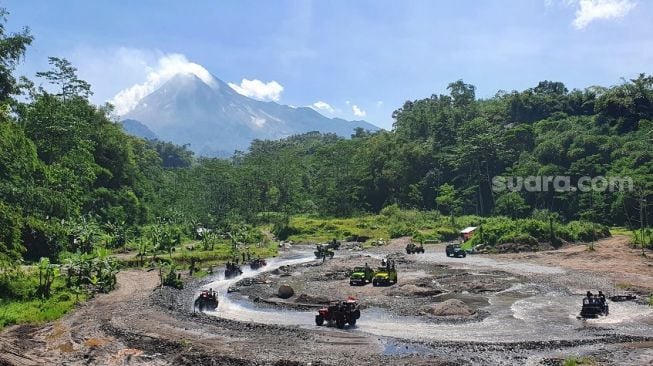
[
  {"left": 610, "top": 227, "right": 634, "bottom": 237},
  {"left": 277, "top": 209, "right": 477, "bottom": 244},
  {"left": 119, "top": 240, "right": 279, "bottom": 269},
  {"left": 191, "top": 269, "right": 209, "bottom": 279},
  {"left": 612, "top": 226, "right": 652, "bottom": 249},
  {"left": 0, "top": 295, "right": 77, "bottom": 329},
  {"left": 0, "top": 273, "right": 83, "bottom": 330},
  {"left": 283, "top": 215, "right": 388, "bottom": 243},
  {"left": 563, "top": 356, "right": 595, "bottom": 366}
]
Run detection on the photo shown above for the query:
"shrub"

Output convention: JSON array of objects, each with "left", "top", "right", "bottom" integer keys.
[
  {"left": 498, "top": 233, "right": 538, "bottom": 246},
  {"left": 519, "top": 219, "right": 549, "bottom": 240},
  {"left": 388, "top": 223, "right": 414, "bottom": 238},
  {"left": 380, "top": 203, "right": 401, "bottom": 217},
  {"left": 433, "top": 227, "right": 459, "bottom": 241},
  {"left": 272, "top": 222, "right": 299, "bottom": 240},
  {"left": 558, "top": 221, "right": 610, "bottom": 242},
  {"left": 162, "top": 264, "right": 183, "bottom": 289}
]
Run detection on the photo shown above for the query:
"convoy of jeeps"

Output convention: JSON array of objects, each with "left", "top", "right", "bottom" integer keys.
[{"left": 196, "top": 238, "right": 628, "bottom": 329}]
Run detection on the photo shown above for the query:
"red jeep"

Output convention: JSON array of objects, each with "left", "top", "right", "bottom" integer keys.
[{"left": 315, "top": 297, "right": 361, "bottom": 328}]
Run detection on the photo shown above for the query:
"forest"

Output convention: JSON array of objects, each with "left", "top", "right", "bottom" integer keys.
[{"left": 0, "top": 9, "right": 652, "bottom": 326}]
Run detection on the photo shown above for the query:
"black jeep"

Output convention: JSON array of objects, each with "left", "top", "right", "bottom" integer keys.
[{"left": 445, "top": 243, "right": 467, "bottom": 258}]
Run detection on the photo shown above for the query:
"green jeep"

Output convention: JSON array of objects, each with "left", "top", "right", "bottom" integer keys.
[
  {"left": 372, "top": 267, "right": 397, "bottom": 286},
  {"left": 349, "top": 266, "right": 374, "bottom": 286}
]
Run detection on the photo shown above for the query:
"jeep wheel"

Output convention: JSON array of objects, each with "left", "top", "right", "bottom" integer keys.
[
  {"left": 336, "top": 317, "right": 345, "bottom": 329},
  {"left": 462, "top": 252, "right": 467, "bottom": 258},
  {"left": 315, "top": 315, "right": 324, "bottom": 326},
  {"left": 349, "top": 318, "right": 356, "bottom": 326},
  {"left": 372, "top": 279, "right": 378, "bottom": 286},
  {"left": 353, "top": 309, "right": 361, "bottom": 319}
]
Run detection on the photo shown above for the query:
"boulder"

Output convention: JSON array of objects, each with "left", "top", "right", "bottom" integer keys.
[
  {"left": 425, "top": 299, "right": 475, "bottom": 316},
  {"left": 277, "top": 284, "right": 295, "bottom": 299}
]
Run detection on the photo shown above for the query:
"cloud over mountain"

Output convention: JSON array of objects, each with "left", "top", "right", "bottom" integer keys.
[
  {"left": 227, "top": 78, "right": 284, "bottom": 101},
  {"left": 110, "top": 53, "right": 216, "bottom": 115},
  {"left": 119, "top": 69, "right": 379, "bottom": 157}
]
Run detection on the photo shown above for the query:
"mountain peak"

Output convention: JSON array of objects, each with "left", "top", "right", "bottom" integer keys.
[{"left": 123, "top": 72, "right": 379, "bottom": 157}]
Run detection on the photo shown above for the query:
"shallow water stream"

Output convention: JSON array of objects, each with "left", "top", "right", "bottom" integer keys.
[{"left": 201, "top": 248, "right": 653, "bottom": 346}]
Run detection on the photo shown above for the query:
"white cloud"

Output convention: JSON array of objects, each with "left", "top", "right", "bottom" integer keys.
[
  {"left": 251, "top": 116, "right": 267, "bottom": 128},
  {"left": 376, "top": 101, "right": 384, "bottom": 107},
  {"left": 310, "top": 100, "right": 336, "bottom": 114},
  {"left": 228, "top": 79, "right": 283, "bottom": 102},
  {"left": 110, "top": 53, "right": 215, "bottom": 115},
  {"left": 571, "top": 0, "right": 636, "bottom": 29},
  {"left": 352, "top": 104, "right": 366, "bottom": 118}
]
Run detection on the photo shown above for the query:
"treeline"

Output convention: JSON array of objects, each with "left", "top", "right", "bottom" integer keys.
[{"left": 164, "top": 79, "right": 653, "bottom": 232}]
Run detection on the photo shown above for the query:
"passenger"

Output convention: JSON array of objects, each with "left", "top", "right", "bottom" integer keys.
[
  {"left": 598, "top": 291, "right": 606, "bottom": 304},
  {"left": 586, "top": 291, "right": 593, "bottom": 299}
]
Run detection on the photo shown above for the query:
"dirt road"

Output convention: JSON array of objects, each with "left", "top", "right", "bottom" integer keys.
[{"left": 494, "top": 235, "right": 653, "bottom": 291}]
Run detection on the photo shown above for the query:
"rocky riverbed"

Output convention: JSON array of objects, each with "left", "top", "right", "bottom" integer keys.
[{"left": 2, "top": 236, "right": 652, "bottom": 365}]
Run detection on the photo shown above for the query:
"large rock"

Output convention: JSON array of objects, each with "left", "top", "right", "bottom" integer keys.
[
  {"left": 277, "top": 284, "right": 295, "bottom": 299},
  {"left": 425, "top": 299, "right": 475, "bottom": 316}
]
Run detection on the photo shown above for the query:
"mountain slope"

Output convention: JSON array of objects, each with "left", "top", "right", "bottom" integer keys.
[
  {"left": 122, "top": 73, "right": 379, "bottom": 156},
  {"left": 121, "top": 119, "right": 158, "bottom": 140}
]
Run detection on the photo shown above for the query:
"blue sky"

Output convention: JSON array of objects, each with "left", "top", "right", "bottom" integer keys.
[{"left": 4, "top": 0, "right": 652, "bottom": 129}]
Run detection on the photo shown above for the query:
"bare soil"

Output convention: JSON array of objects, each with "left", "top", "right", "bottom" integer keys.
[{"left": 494, "top": 235, "right": 653, "bottom": 291}]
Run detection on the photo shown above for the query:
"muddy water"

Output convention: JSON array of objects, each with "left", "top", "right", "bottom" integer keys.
[{"left": 202, "top": 248, "right": 653, "bottom": 345}]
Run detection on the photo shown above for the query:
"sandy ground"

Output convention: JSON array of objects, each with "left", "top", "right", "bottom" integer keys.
[
  {"left": 1, "top": 235, "right": 651, "bottom": 366},
  {"left": 493, "top": 235, "right": 653, "bottom": 291}
]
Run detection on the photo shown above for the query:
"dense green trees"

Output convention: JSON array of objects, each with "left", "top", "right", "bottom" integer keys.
[
  {"left": 156, "top": 75, "right": 651, "bottom": 233},
  {"left": 148, "top": 74, "right": 652, "bottom": 242},
  {"left": 0, "top": 11, "right": 166, "bottom": 267}
]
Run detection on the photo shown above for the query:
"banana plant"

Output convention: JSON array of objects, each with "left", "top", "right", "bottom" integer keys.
[{"left": 37, "top": 257, "right": 59, "bottom": 299}]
